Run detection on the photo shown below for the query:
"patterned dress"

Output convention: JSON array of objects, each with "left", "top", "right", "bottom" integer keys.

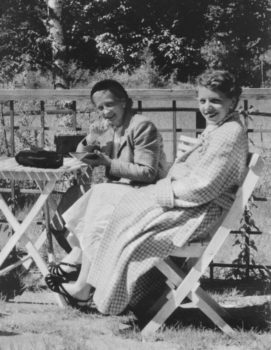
[{"left": 65, "top": 112, "right": 248, "bottom": 315}]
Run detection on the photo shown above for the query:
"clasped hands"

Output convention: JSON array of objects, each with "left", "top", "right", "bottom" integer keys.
[{"left": 82, "top": 150, "right": 112, "bottom": 168}]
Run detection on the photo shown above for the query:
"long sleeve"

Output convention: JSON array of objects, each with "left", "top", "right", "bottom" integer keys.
[
  {"left": 153, "top": 120, "right": 248, "bottom": 208},
  {"left": 109, "top": 120, "right": 163, "bottom": 184}
]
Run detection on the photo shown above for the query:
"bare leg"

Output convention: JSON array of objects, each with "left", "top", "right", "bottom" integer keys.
[
  {"left": 61, "top": 246, "right": 82, "bottom": 266},
  {"left": 48, "top": 245, "right": 82, "bottom": 279},
  {"left": 66, "top": 232, "right": 80, "bottom": 249}
]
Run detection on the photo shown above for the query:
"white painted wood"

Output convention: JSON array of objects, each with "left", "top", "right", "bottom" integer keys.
[
  {"left": 0, "top": 194, "right": 21, "bottom": 231},
  {"left": 142, "top": 153, "right": 264, "bottom": 338},
  {"left": 177, "top": 135, "right": 199, "bottom": 157},
  {"left": 171, "top": 243, "right": 207, "bottom": 257},
  {"left": 0, "top": 180, "right": 56, "bottom": 268},
  {"left": 0, "top": 87, "right": 269, "bottom": 101},
  {"left": 22, "top": 229, "right": 47, "bottom": 270},
  {"left": 25, "top": 242, "right": 66, "bottom": 307}
]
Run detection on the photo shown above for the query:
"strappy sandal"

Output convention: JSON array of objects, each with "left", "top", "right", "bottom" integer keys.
[
  {"left": 45, "top": 274, "right": 93, "bottom": 311},
  {"left": 48, "top": 262, "right": 81, "bottom": 282}
]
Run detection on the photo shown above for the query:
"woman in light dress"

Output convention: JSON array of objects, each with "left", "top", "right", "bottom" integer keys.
[
  {"left": 48, "top": 79, "right": 168, "bottom": 280},
  {"left": 46, "top": 70, "right": 248, "bottom": 315}
]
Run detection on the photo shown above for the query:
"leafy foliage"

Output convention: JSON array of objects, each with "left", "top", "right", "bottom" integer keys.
[
  {"left": 228, "top": 197, "right": 271, "bottom": 281},
  {"left": 0, "top": 0, "right": 50, "bottom": 83},
  {"left": 0, "top": 0, "right": 271, "bottom": 85},
  {"left": 201, "top": 0, "right": 271, "bottom": 86}
]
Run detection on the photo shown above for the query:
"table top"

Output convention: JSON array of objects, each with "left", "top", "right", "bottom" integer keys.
[{"left": 0, "top": 157, "right": 87, "bottom": 181}]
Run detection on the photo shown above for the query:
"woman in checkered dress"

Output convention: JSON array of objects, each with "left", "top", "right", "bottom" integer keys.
[{"left": 46, "top": 70, "right": 248, "bottom": 314}]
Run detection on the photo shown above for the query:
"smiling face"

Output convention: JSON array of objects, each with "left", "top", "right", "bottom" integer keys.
[
  {"left": 92, "top": 90, "right": 126, "bottom": 128},
  {"left": 198, "top": 86, "right": 236, "bottom": 125}
]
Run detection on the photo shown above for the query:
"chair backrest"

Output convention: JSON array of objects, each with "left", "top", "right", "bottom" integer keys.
[
  {"left": 194, "top": 151, "right": 264, "bottom": 273},
  {"left": 177, "top": 135, "right": 199, "bottom": 158},
  {"left": 176, "top": 135, "right": 264, "bottom": 234},
  {"left": 173, "top": 135, "right": 264, "bottom": 261}
]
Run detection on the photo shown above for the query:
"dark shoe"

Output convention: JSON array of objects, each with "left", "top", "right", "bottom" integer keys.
[
  {"left": 48, "top": 262, "right": 81, "bottom": 282},
  {"left": 45, "top": 274, "right": 93, "bottom": 311}
]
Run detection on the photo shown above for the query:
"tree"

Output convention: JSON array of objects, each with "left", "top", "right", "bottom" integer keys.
[
  {"left": 0, "top": 0, "right": 50, "bottom": 85},
  {"left": 201, "top": 0, "right": 271, "bottom": 86},
  {"left": 47, "top": 0, "right": 67, "bottom": 88},
  {"left": 0, "top": 0, "right": 270, "bottom": 86}
]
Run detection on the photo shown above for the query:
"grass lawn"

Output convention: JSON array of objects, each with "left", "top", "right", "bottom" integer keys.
[{"left": 0, "top": 281, "right": 271, "bottom": 350}]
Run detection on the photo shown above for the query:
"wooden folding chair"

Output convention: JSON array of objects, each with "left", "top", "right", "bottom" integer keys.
[
  {"left": 177, "top": 134, "right": 200, "bottom": 156},
  {"left": 141, "top": 135, "right": 264, "bottom": 338}
]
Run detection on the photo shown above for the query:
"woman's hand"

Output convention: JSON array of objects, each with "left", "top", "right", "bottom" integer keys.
[
  {"left": 93, "top": 150, "right": 112, "bottom": 167},
  {"left": 82, "top": 151, "right": 112, "bottom": 168}
]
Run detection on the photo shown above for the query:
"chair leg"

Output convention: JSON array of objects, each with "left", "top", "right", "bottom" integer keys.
[
  {"left": 141, "top": 291, "right": 179, "bottom": 337},
  {"left": 141, "top": 257, "right": 235, "bottom": 338},
  {"left": 188, "top": 288, "right": 236, "bottom": 336}
]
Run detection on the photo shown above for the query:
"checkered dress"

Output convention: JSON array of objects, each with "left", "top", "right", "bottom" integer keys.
[{"left": 83, "top": 113, "right": 248, "bottom": 315}]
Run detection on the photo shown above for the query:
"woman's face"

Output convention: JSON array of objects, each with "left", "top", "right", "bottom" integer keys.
[
  {"left": 92, "top": 90, "right": 126, "bottom": 128},
  {"left": 198, "top": 86, "right": 236, "bottom": 125}
]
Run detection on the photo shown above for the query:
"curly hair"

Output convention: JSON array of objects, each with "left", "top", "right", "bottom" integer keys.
[{"left": 197, "top": 70, "right": 242, "bottom": 101}]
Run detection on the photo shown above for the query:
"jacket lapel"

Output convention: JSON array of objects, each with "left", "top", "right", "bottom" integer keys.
[
  {"left": 117, "top": 131, "right": 128, "bottom": 156},
  {"left": 100, "top": 128, "right": 114, "bottom": 157},
  {"left": 116, "top": 113, "right": 133, "bottom": 156}
]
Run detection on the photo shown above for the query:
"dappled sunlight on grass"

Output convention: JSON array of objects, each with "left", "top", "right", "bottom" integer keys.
[{"left": 0, "top": 288, "right": 270, "bottom": 350}]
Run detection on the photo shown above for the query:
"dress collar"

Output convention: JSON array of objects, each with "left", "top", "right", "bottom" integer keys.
[{"left": 200, "top": 111, "right": 240, "bottom": 139}]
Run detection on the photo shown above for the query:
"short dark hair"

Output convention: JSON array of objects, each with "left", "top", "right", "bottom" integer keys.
[
  {"left": 90, "top": 79, "right": 129, "bottom": 103},
  {"left": 197, "top": 70, "right": 242, "bottom": 100}
]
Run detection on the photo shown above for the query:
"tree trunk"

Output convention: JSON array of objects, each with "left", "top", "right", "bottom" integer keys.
[{"left": 47, "top": 0, "right": 68, "bottom": 89}]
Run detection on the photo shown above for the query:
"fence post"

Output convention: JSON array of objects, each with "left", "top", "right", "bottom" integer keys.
[
  {"left": 172, "top": 100, "right": 177, "bottom": 160},
  {"left": 9, "top": 100, "right": 15, "bottom": 156},
  {"left": 0, "top": 102, "right": 9, "bottom": 156},
  {"left": 71, "top": 100, "right": 77, "bottom": 131},
  {"left": 209, "top": 262, "right": 214, "bottom": 280},
  {"left": 9, "top": 100, "right": 16, "bottom": 224},
  {"left": 137, "top": 100, "right": 142, "bottom": 114},
  {"left": 245, "top": 234, "right": 250, "bottom": 279},
  {"left": 243, "top": 99, "right": 249, "bottom": 131},
  {"left": 243, "top": 99, "right": 248, "bottom": 111},
  {"left": 40, "top": 101, "right": 45, "bottom": 148},
  {"left": 196, "top": 110, "right": 205, "bottom": 137}
]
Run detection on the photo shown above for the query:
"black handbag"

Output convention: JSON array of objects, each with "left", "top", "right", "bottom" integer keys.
[
  {"left": 54, "top": 134, "right": 86, "bottom": 156},
  {"left": 15, "top": 149, "right": 63, "bottom": 169}
]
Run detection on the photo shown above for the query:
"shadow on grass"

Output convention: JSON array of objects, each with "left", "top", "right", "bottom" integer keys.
[
  {"left": 165, "top": 302, "right": 271, "bottom": 332},
  {"left": 131, "top": 278, "right": 271, "bottom": 333},
  {"left": 129, "top": 302, "right": 271, "bottom": 334},
  {"left": 0, "top": 331, "right": 20, "bottom": 336},
  {"left": 201, "top": 278, "right": 271, "bottom": 297}
]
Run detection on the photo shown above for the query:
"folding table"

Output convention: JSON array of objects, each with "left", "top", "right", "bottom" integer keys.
[{"left": 0, "top": 157, "right": 87, "bottom": 306}]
